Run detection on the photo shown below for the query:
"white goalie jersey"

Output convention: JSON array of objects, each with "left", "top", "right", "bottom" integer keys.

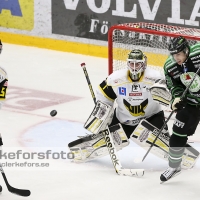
[{"left": 96, "top": 67, "right": 163, "bottom": 126}]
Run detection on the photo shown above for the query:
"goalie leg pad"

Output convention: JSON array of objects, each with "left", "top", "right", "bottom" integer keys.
[
  {"left": 130, "top": 119, "right": 199, "bottom": 169},
  {"left": 68, "top": 124, "right": 129, "bottom": 162}
]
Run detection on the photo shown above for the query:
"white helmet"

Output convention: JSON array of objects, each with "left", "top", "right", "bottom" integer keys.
[{"left": 127, "top": 49, "right": 147, "bottom": 81}]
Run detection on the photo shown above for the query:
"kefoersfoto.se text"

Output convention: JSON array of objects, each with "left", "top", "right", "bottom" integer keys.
[{"left": 0, "top": 150, "right": 74, "bottom": 160}]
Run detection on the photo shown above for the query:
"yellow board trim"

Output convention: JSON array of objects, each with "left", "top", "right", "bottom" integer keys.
[
  {"left": 0, "top": 31, "right": 108, "bottom": 58},
  {"left": 0, "top": 31, "right": 168, "bottom": 67}
]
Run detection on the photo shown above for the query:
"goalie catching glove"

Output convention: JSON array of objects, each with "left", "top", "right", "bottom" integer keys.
[{"left": 150, "top": 79, "right": 171, "bottom": 106}]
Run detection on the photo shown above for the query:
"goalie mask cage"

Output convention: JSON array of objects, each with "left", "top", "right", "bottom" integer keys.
[{"left": 108, "top": 22, "right": 200, "bottom": 75}]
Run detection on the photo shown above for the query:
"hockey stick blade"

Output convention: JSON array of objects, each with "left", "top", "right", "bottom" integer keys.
[
  {"left": 118, "top": 168, "right": 144, "bottom": 177},
  {"left": 1, "top": 172, "right": 31, "bottom": 197}
]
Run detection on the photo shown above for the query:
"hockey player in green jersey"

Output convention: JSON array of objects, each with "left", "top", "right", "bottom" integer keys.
[{"left": 160, "top": 36, "right": 200, "bottom": 182}]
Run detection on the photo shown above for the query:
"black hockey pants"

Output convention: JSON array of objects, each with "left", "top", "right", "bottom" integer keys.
[{"left": 169, "top": 104, "right": 200, "bottom": 168}]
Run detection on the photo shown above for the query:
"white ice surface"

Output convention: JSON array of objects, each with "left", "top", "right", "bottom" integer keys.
[{"left": 0, "top": 43, "right": 200, "bottom": 200}]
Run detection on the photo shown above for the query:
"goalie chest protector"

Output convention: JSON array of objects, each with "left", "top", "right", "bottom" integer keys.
[{"left": 106, "top": 67, "right": 163, "bottom": 125}]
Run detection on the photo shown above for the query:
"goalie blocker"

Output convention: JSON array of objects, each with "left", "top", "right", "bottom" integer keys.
[{"left": 84, "top": 100, "right": 114, "bottom": 134}]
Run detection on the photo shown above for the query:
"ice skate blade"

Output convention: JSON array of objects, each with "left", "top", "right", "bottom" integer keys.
[{"left": 160, "top": 171, "right": 181, "bottom": 184}]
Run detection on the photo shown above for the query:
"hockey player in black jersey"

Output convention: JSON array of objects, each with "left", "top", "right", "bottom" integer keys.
[{"left": 160, "top": 36, "right": 200, "bottom": 182}]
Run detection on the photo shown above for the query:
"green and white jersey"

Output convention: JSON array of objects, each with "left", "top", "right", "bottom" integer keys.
[{"left": 164, "top": 43, "right": 200, "bottom": 105}]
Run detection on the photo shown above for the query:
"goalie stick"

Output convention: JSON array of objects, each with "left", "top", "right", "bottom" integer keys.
[
  {"left": 81, "top": 63, "right": 96, "bottom": 104},
  {"left": 139, "top": 66, "right": 200, "bottom": 163},
  {"left": 0, "top": 163, "right": 31, "bottom": 197},
  {"left": 81, "top": 62, "right": 144, "bottom": 177}
]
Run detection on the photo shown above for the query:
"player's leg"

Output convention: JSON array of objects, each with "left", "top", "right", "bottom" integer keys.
[
  {"left": 130, "top": 111, "right": 199, "bottom": 169},
  {"left": 160, "top": 105, "right": 200, "bottom": 182}
]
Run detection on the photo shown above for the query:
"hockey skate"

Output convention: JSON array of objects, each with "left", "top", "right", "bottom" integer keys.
[{"left": 160, "top": 166, "right": 181, "bottom": 183}]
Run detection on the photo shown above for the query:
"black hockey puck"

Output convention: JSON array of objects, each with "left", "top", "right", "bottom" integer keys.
[
  {"left": 0, "top": 185, "right": 2, "bottom": 192},
  {"left": 50, "top": 110, "right": 57, "bottom": 117}
]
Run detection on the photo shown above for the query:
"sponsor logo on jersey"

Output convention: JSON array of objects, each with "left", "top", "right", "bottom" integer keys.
[
  {"left": 191, "top": 55, "right": 200, "bottom": 60},
  {"left": 174, "top": 119, "right": 185, "bottom": 128},
  {"left": 128, "top": 98, "right": 144, "bottom": 101},
  {"left": 123, "top": 117, "right": 145, "bottom": 125},
  {"left": 129, "top": 93, "right": 142, "bottom": 96},
  {"left": 180, "top": 72, "right": 200, "bottom": 92},
  {"left": 185, "top": 74, "right": 191, "bottom": 80},
  {"left": 192, "top": 59, "right": 200, "bottom": 64},
  {"left": 168, "top": 66, "right": 177, "bottom": 72},
  {"left": 119, "top": 87, "right": 126, "bottom": 96},
  {"left": 132, "top": 84, "right": 141, "bottom": 91}
]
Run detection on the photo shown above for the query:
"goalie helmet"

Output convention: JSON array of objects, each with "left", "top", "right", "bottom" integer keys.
[
  {"left": 168, "top": 36, "right": 189, "bottom": 55},
  {"left": 127, "top": 49, "right": 147, "bottom": 81},
  {"left": 0, "top": 40, "right": 2, "bottom": 54}
]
